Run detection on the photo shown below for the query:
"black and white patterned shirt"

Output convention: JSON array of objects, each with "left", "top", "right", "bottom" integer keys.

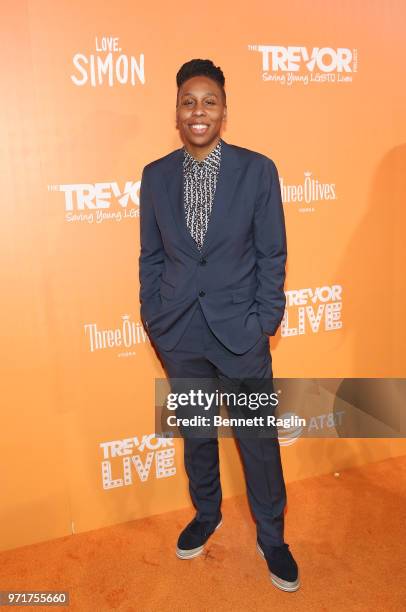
[{"left": 182, "top": 138, "right": 222, "bottom": 250}]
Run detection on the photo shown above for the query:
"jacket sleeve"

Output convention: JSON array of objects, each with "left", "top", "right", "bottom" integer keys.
[
  {"left": 254, "top": 157, "right": 287, "bottom": 336},
  {"left": 138, "top": 166, "right": 165, "bottom": 326}
]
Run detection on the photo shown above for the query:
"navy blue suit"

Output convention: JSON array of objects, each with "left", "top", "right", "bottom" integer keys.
[
  {"left": 139, "top": 138, "right": 288, "bottom": 547},
  {"left": 139, "top": 138, "right": 287, "bottom": 354}
]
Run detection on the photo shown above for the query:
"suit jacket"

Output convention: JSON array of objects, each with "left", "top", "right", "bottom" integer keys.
[{"left": 138, "top": 138, "right": 287, "bottom": 354}]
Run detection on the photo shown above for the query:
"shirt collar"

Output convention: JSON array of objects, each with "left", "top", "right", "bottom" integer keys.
[{"left": 183, "top": 138, "right": 222, "bottom": 176}]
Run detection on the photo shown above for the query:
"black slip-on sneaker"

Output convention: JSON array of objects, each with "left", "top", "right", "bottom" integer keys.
[
  {"left": 176, "top": 515, "right": 223, "bottom": 559},
  {"left": 257, "top": 540, "right": 300, "bottom": 592}
]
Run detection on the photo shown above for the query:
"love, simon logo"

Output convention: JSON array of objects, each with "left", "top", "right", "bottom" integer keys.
[{"left": 71, "top": 36, "right": 145, "bottom": 87}]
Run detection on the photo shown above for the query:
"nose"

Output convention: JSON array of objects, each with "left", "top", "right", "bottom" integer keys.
[{"left": 192, "top": 100, "right": 206, "bottom": 116}]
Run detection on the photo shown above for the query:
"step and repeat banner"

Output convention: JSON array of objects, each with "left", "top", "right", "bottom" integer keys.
[{"left": 1, "top": 0, "right": 406, "bottom": 551}]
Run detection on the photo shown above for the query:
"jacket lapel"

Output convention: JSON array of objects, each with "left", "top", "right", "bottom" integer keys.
[{"left": 163, "top": 138, "right": 242, "bottom": 258}]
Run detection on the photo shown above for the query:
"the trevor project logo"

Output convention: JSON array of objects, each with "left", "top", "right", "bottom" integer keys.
[
  {"left": 248, "top": 45, "right": 358, "bottom": 85},
  {"left": 48, "top": 180, "right": 140, "bottom": 224}
]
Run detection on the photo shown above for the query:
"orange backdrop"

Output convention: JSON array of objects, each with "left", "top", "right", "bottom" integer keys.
[{"left": 1, "top": 0, "right": 406, "bottom": 552}]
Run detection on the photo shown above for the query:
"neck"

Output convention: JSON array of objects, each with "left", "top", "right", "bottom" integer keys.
[{"left": 184, "top": 136, "right": 221, "bottom": 161}]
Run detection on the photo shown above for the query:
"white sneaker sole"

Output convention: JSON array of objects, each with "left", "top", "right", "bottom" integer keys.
[
  {"left": 257, "top": 542, "right": 300, "bottom": 592},
  {"left": 176, "top": 519, "right": 223, "bottom": 560}
]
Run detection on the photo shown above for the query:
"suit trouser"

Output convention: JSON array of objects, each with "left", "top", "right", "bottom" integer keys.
[{"left": 153, "top": 301, "right": 287, "bottom": 547}]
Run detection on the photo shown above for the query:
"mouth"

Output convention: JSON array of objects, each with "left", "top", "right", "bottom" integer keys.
[{"left": 188, "top": 123, "right": 210, "bottom": 135}]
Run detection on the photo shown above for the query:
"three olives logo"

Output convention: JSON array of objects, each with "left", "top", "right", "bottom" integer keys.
[{"left": 280, "top": 171, "right": 337, "bottom": 213}]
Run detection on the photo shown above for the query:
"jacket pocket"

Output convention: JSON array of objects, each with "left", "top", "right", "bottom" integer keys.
[{"left": 232, "top": 283, "right": 257, "bottom": 303}]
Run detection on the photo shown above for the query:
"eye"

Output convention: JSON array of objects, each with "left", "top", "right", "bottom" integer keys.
[
  {"left": 206, "top": 100, "right": 216, "bottom": 105},
  {"left": 183, "top": 99, "right": 193, "bottom": 105}
]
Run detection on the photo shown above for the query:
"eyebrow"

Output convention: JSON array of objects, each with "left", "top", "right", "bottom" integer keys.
[{"left": 180, "top": 92, "right": 218, "bottom": 97}]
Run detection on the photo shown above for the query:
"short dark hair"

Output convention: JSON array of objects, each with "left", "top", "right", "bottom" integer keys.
[{"left": 176, "top": 59, "right": 226, "bottom": 105}]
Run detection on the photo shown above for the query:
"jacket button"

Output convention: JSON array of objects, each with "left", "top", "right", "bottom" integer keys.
[
  {"left": 199, "top": 257, "right": 207, "bottom": 265},
  {"left": 199, "top": 290, "right": 205, "bottom": 297}
]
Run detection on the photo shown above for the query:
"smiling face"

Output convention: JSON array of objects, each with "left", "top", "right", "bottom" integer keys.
[{"left": 176, "top": 75, "right": 227, "bottom": 160}]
